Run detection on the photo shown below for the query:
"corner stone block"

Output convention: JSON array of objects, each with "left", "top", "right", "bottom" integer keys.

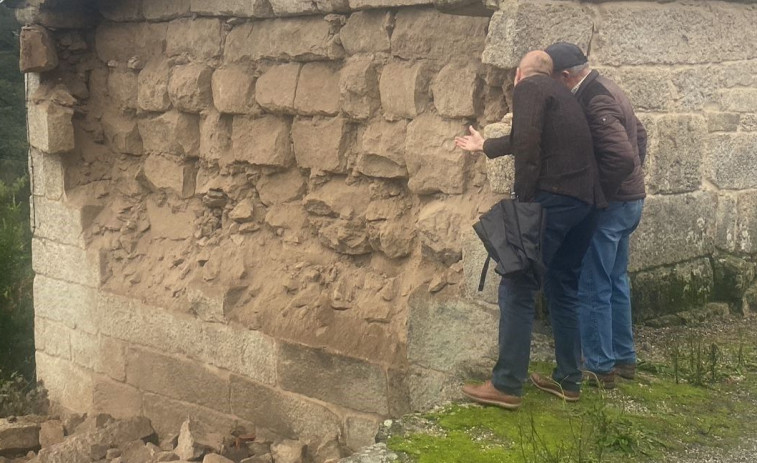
[
  {"left": 628, "top": 191, "right": 716, "bottom": 272},
  {"left": 169, "top": 63, "right": 213, "bottom": 114},
  {"left": 339, "top": 56, "right": 380, "bottom": 121},
  {"left": 405, "top": 113, "right": 467, "bottom": 195},
  {"left": 27, "top": 101, "right": 74, "bottom": 154},
  {"left": 93, "top": 376, "right": 142, "bottom": 420},
  {"left": 95, "top": 22, "right": 167, "bottom": 63},
  {"left": 630, "top": 258, "right": 713, "bottom": 321},
  {"left": 34, "top": 275, "right": 98, "bottom": 334},
  {"left": 432, "top": 62, "right": 479, "bottom": 119},
  {"left": 595, "top": 2, "right": 757, "bottom": 66},
  {"left": 142, "top": 0, "right": 191, "bottom": 20},
  {"left": 482, "top": 2, "right": 593, "bottom": 69},
  {"left": 125, "top": 347, "right": 230, "bottom": 413},
  {"left": 201, "top": 323, "right": 277, "bottom": 385},
  {"left": 36, "top": 352, "right": 94, "bottom": 413},
  {"left": 277, "top": 343, "right": 389, "bottom": 414},
  {"left": 20, "top": 25, "right": 58, "bottom": 73},
  {"left": 166, "top": 18, "right": 223, "bottom": 61},
  {"left": 101, "top": 110, "right": 143, "bottom": 155},
  {"left": 107, "top": 68, "right": 138, "bottom": 111},
  {"left": 138, "top": 59, "right": 172, "bottom": 112},
  {"left": 357, "top": 119, "right": 407, "bottom": 179},
  {"left": 32, "top": 238, "right": 101, "bottom": 287},
  {"left": 391, "top": 7, "right": 487, "bottom": 61},
  {"left": 292, "top": 117, "right": 349, "bottom": 173},
  {"left": 142, "top": 154, "right": 197, "bottom": 198},
  {"left": 230, "top": 376, "right": 341, "bottom": 441},
  {"left": 231, "top": 116, "right": 293, "bottom": 167},
  {"left": 32, "top": 196, "right": 90, "bottom": 248},
  {"left": 294, "top": 62, "right": 340, "bottom": 116},
  {"left": 36, "top": 318, "right": 71, "bottom": 360},
  {"left": 340, "top": 10, "right": 391, "bottom": 55},
  {"left": 248, "top": 17, "right": 345, "bottom": 61},
  {"left": 644, "top": 114, "right": 705, "bottom": 195},
  {"left": 379, "top": 61, "right": 429, "bottom": 120},
  {"left": 255, "top": 63, "right": 301, "bottom": 113},
  {"left": 138, "top": 111, "right": 200, "bottom": 157},
  {"left": 29, "top": 149, "right": 64, "bottom": 200},
  {"left": 705, "top": 133, "right": 757, "bottom": 190},
  {"left": 212, "top": 66, "right": 256, "bottom": 114}
]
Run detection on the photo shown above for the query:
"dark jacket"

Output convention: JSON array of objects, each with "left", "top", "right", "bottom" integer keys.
[
  {"left": 575, "top": 70, "right": 647, "bottom": 201},
  {"left": 482, "top": 73, "right": 601, "bottom": 206}
]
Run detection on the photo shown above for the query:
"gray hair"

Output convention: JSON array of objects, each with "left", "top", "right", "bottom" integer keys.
[{"left": 564, "top": 62, "right": 589, "bottom": 77}]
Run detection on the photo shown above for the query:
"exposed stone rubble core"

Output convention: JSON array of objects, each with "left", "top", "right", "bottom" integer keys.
[{"left": 19, "top": 0, "right": 757, "bottom": 458}]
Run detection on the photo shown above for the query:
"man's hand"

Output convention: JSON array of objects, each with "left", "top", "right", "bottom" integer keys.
[{"left": 455, "top": 126, "right": 485, "bottom": 152}]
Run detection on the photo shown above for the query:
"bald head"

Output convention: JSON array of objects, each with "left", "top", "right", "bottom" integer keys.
[{"left": 518, "top": 51, "right": 554, "bottom": 78}]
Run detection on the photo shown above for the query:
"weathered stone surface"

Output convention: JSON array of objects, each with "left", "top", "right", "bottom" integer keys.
[
  {"left": 432, "top": 62, "right": 479, "bottom": 118},
  {"left": 357, "top": 120, "right": 407, "bottom": 179},
  {"left": 339, "top": 56, "right": 380, "bottom": 121},
  {"left": 231, "top": 116, "right": 293, "bottom": 167},
  {"left": 107, "top": 68, "right": 138, "bottom": 110},
  {"left": 230, "top": 376, "right": 341, "bottom": 441},
  {"left": 205, "top": 454, "right": 235, "bottom": 463},
  {"left": 169, "top": 64, "right": 213, "bottom": 114},
  {"left": 595, "top": 67, "right": 674, "bottom": 112},
  {"left": 145, "top": 199, "right": 195, "bottom": 241},
  {"left": 142, "top": 154, "right": 197, "bottom": 198},
  {"left": 212, "top": 66, "right": 256, "bottom": 114},
  {"left": 304, "top": 180, "right": 369, "bottom": 218},
  {"left": 340, "top": 11, "right": 390, "bottom": 55},
  {"left": 36, "top": 352, "right": 94, "bottom": 413},
  {"left": 483, "top": 1, "right": 592, "bottom": 68},
  {"left": 30, "top": 149, "right": 64, "bottom": 200},
  {"left": 270, "top": 440, "right": 305, "bottom": 463},
  {"left": 176, "top": 419, "right": 223, "bottom": 461},
  {"left": 200, "top": 110, "right": 232, "bottom": 162},
  {"left": 202, "top": 323, "right": 277, "bottom": 385},
  {"left": 138, "top": 59, "right": 172, "bottom": 112},
  {"left": 278, "top": 342, "right": 389, "bottom": 414},
  {"left": 712, "top": 255, "right": 756, "bottom": 306},
  {"left": 95, "top": 23, "right": 167, "bottom": 63},
  {"left": 32, "top": 196, "right": 92, "bottom": 248},
  {"left": 98, "top": 336, "right": 126, "bottom": 381},
  {"left": 417, "top": 201, "right": 463, "bottom": 265},
  {"left": 405, "top": 113, "right": 467, "bottom": 195},
  {"left": 229, "top": 199, "right": 255, "bottom": 223},
  {"left": 706, "top": 133, "right": 757, "bottom": 190},
  {"left": 319, "top": 219, "right": 372, "bottom": 255},
  {"left": 292, "top": 117, "right": 349, "bottom": 173},
  {"left": 595, "top": 2, "right": 757, "bottom": 66},
  {"left": 28, "top": 101, "right": 74, "bottom": 154},
  {"left": 255, "top": 63, "right": 301, "bottom": 113},
  {"left": 70, "top": 329, "right": 98, "bottom": 369},
  {"left": 294, "top": 63, "right": 340, "bottom": 116},
  {"left": 344, "top": 415, "right": 380, "bottom": 452},
  {"left": 349, "top": 0, "right": 429, "bottom": 8},
  {"left": 167, "top": 18, "right": 223, "bottom": 61},
  {"left": 92, "top": 376, "right": 142, "bottom": 419},
  {"left": 379, "top": 61, "right": 429, "bottom": 120},
  {"left": 143, "top": 0, "right": 190, "bottom": 20},
  {"left": 644, "top": 114, "right": 705, "bottom": 195},
  {"left": 20, "top": 25, "right": 58, "bottom": 73},
  {"left": 629, "top": 191, "right": 716, "bottom": 272},
  {"left": 38, "top": 420, "right": 64, "bottom": 448},
  {"left": 406, "top": 365, "right": 464, "bottom": 412},
  {"left": 461, "top": 227, "right": 500, "bottom": 305},
  {"left": 256, "top": 169, "right": 307, "bottom": 206},
  {"left": 126, "top": 347, "right": 230, "bottom": 413},
  {"left": 98, "top": 0, "right": 142, "bottom": 21},
  {"left": 392, "top": 8, "right": 488, "bottom": 61},
  {"left": 34, "top": 275, "right": 97, "bottom": 335},
  {"left": 36, "top": 317, "right": 71, "bottom": 359},
  {"left": 705, "top": 112, "right": 740, "bottom": 133},
  {"left": 143, "top": 393, "right": 252, "bottom": 440},
  {"left": 0, "top": 419, "right": 40, "bottom": 454},
  {"left": 734, "top": 191, "right": 757, "bottom": 255},
  {"left": 190, "top": 0, "right": 267, "bottom": 17},
  {"left": 631, "top": 258, "right": 714, "bottom": 321},
  {"left": 268, "top": 0, "right": 349, "bottom": 16},
  {"left": 102, "top": 110, "right": 143, "bottom": 155},
  {"left": 138, "top": 111, "right": 200, "bottom": 156},
  {"left": 242, "top": 17, "right": 344, "bottom": 61},
  {"left": 32, "top": 238, "right": 100, "bottom": 287}
]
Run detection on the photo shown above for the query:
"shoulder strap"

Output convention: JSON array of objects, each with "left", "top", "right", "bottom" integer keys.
[{"left": 478, "top": 255, "right": 491, "bottom": 292}]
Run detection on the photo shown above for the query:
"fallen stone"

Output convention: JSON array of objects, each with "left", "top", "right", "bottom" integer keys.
[
  {"left": 175, "top": 420, "right": 224, "bottom": 461},
  {"left": 229, "top": 199, "right": 255, "bottom": 223},
  {"left": 0, "top": 419, "right": 40, "bottom": 455},
  {"left": 38, "top": 420, "right": 64, "bottom": 449},
  {"left": 270, "top": 440, "right": 304, "bottom": 463},
  {"left": 203, "top": 453, "right": 234, "bottom": 463},
  {"left": 20, "top": 25, "right": 58, "bottom": 72}
]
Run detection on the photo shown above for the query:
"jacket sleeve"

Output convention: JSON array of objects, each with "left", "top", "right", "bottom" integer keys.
[
  {"left": 635, "top": 115, "right": 648, "bottom": 166},
  {"left": 509, "top": 79, "right": 546, "bottom": 202},
  {"left": 482, "top": 135, "right": 513, "bottom": 159},
  {"left": 586, "top": 94, "right": 636, "bottom": 198}
]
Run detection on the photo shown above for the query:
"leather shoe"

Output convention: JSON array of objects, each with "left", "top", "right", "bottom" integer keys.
[
  {"left": 583, "top": 370, "right": 616, "bottom": 389},
  {"left": 530, "top": 372, "right": 580, "bottom": 402},
  {"left": 461, "top": 380, "right": 522, "bottom": 410},
  {"left": 614, "top": 363, "right": 636, "bottom": 380}
]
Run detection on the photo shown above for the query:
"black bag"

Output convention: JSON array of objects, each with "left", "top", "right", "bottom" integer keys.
[{"left": 472, "top": 199, "right": 546, "bottom": 291}]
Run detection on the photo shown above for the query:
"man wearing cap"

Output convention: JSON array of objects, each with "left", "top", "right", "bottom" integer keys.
[
  {"left": 545, "top": 42, "right": 647, "bottom": 389},
  {"left": 455, "top": 50, "right": 600, "bottom": 408}
]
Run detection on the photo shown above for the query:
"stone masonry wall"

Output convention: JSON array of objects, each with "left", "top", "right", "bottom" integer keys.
[{"left": 19, "top": 0, "right": 757, "bottom": 455}]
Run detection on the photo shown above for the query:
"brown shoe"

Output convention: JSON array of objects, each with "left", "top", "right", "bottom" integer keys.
[
  {"left": 461, "top": 380, "right": 522, "bottom": 410},
  {"left": 614, "top": 363, "right": 636, "bottom": 380},
  {"left": 583, "top": 370, "right": 616, "bottom": 389},
  {"left": 530, "top": 373, "right": 580, "bottom": 402}
]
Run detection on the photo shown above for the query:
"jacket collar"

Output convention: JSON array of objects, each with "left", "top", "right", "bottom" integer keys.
[{"left": 574, "top": 69, "right": 599, "bottom": 99}]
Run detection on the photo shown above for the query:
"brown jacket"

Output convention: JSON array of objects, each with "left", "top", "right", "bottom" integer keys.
[
  {"left": 483, "top": 73, "right": 600, "bottom": 205},
  {"left": 575, "top": 70, "right": 647, "bottom": 201}
]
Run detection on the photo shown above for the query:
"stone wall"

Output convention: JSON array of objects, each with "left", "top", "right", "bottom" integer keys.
[{"left": 18, "top": 0, "right": 757, "bottom": 455}]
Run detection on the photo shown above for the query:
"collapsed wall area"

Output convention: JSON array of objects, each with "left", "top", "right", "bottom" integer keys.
[{"left": 20, "top": 0, "right": 757, "bottom": 455}]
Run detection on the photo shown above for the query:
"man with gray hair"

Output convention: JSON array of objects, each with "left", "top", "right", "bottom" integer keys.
[{"left": 545, "top": 42, "right": 647, "bottom": 389}]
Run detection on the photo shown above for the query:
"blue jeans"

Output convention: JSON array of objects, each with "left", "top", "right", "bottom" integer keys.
[
  {"left": 578, "top": 199, "right": 644, "bottom": 374},
  {"left": 491, "top": 192, "right": 595, "bottom": 396}
]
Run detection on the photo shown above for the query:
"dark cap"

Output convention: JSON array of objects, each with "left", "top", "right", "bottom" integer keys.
[{"left": 544, "top": 42, "right": 588, "bottom": 72}]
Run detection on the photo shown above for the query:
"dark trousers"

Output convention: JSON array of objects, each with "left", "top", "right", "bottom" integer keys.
[{"left": 491, "top": 192, "right": 595, "bottom": 396}]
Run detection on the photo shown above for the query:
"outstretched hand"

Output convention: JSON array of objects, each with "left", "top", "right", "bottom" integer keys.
[{"left": 455, "top": 126, "right": 485, "bottom": 152}]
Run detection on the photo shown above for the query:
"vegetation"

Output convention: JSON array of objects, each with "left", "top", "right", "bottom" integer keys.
[{"left": 386, "top": 323, "right": 757, "bottom": 462}]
